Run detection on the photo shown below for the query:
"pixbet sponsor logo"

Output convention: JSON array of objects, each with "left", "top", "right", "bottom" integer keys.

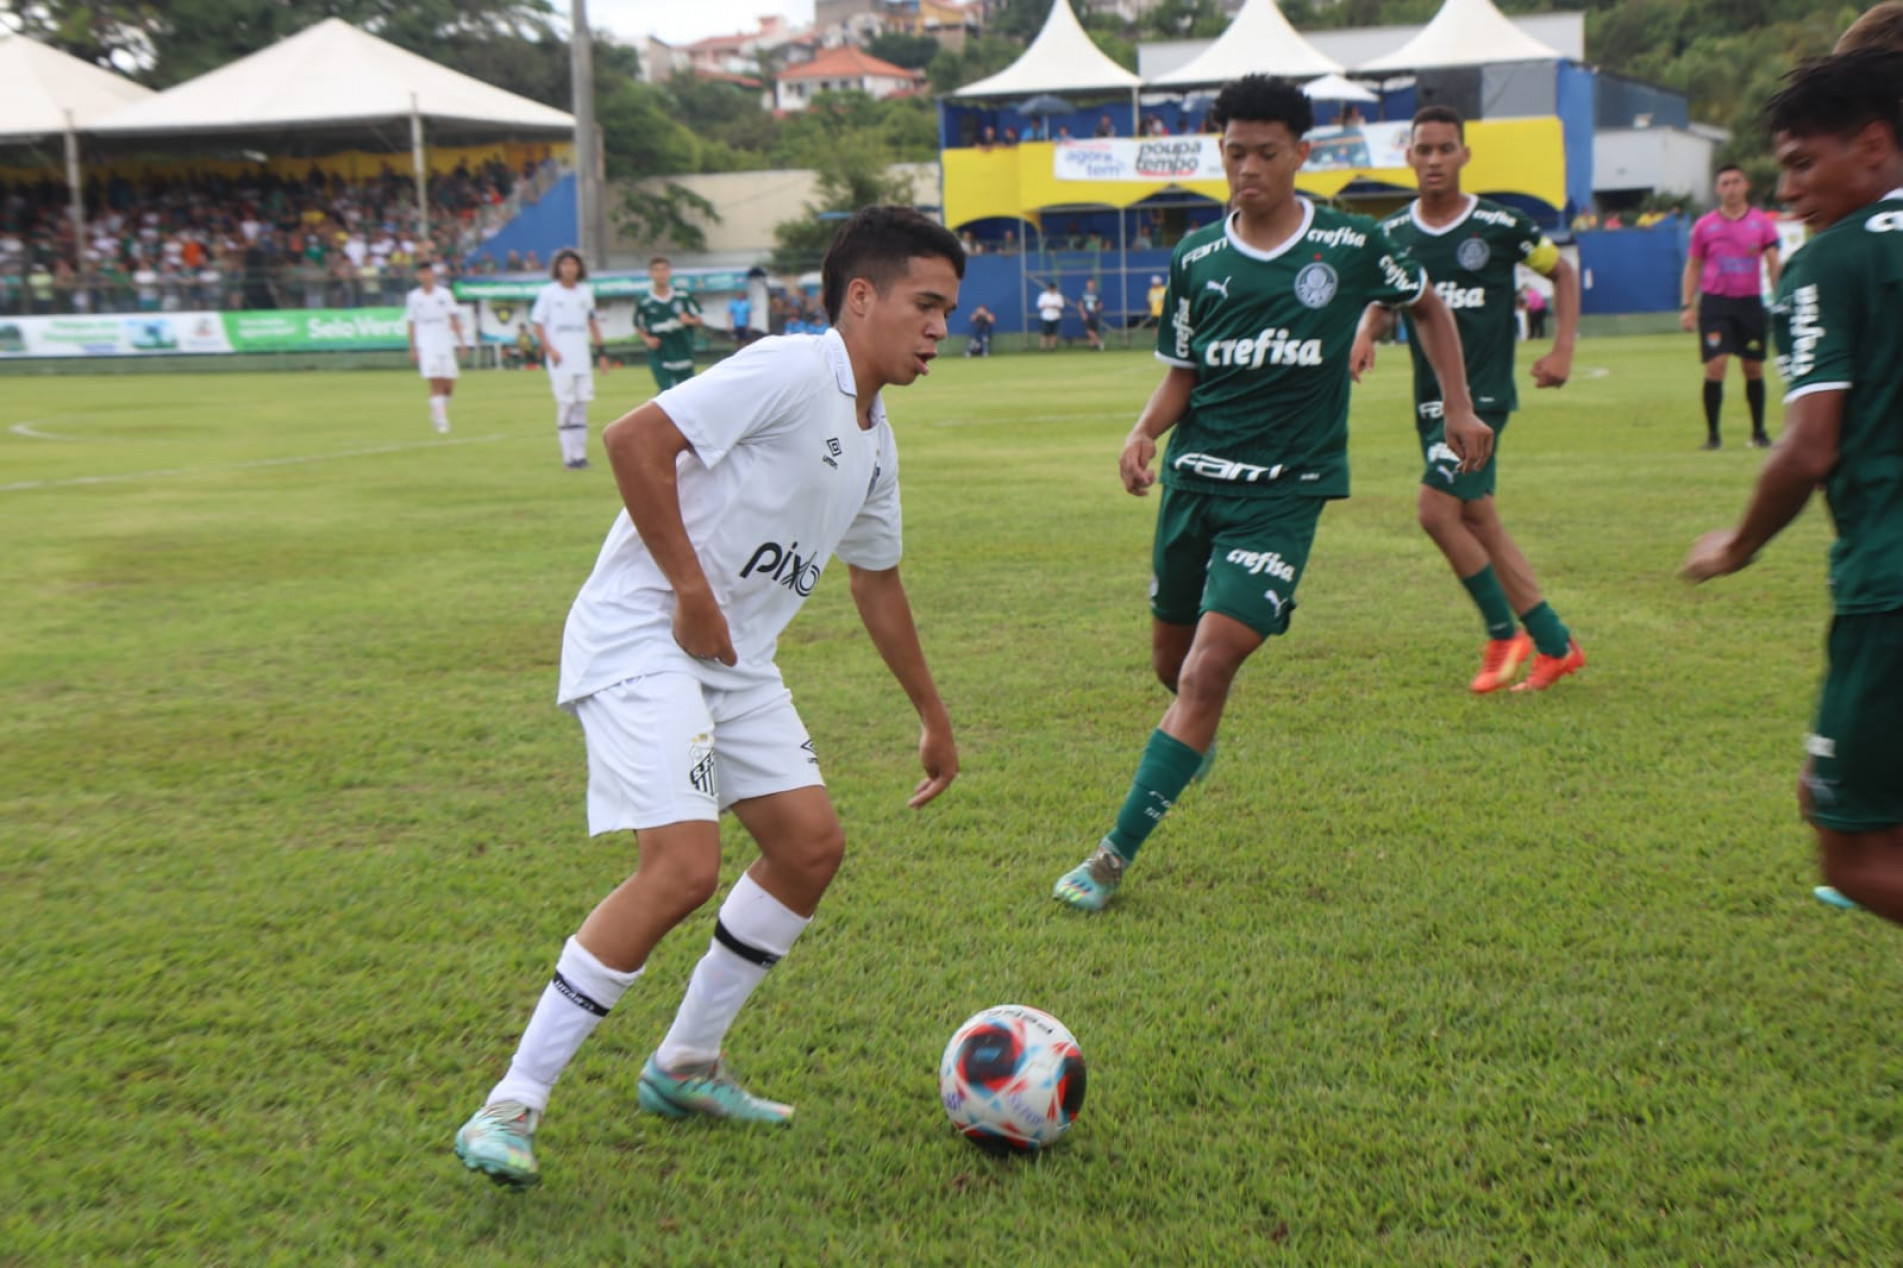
[
  {"left": 1226, "top": 548, "right": 1296, "bottom": 582},
  {"left": 740, "top": 540, "right": 823, "bottom": 595},
  {"left": 1203, "top": 327, "right": 1323, "bottom": 368}
]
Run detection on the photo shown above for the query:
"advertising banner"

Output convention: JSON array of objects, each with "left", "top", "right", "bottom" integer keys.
[
  {"left": 0, "top": 311, "right": 234, "bottom": 357},
  {"left": 220, "top": 307, "right": 412, "bottom": 352},
  {"left": 1051, "top": 123, "right": 1414, "bottom": 183},
  {"left": 453, "top": 269, "right": 753, "bottom": 303}
]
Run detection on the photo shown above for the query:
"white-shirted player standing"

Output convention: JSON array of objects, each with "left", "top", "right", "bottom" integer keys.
[
  {"left": 454, "top": 207, "right": 966, "bottom": 1188},
  {"left": 531, "top": 248, "right": 608, "bottom": 469},
  {"left": 404, "top": 261, "right": 466, "bottom": 434}
]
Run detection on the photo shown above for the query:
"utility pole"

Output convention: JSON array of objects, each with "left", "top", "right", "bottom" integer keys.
[{"left": 570, "top": 0, "right": 603, "bottom": 267}]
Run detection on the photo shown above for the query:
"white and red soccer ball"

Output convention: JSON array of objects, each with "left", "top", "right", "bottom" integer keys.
[{"left": 939, "top": 1004, "right": 1086, "bottom": 1154}]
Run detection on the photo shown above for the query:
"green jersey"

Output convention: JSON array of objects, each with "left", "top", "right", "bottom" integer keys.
[
  {"left": 1157, "top": 201, "right": 1427, "bottom": 499},
  {"left": 637, "top": 288, "right": 701, "bottom": 371},
  {"left": 1378, "top": 195, "right": 1560, "bottom": 419},
  {"left": 1770, "top": 191, "right": 1903, "bottom": 616}
]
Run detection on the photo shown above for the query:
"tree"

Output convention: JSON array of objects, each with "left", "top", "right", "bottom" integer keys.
[
  {"left": 618, "top": 181, "right": 721, "bottom": 252},
  {"left": 866, "top": 32, "right": 942, "bottom": 71},
  {"left": 598, "top": 79, "right": 700, "bottom": 180},
  {"left": 770, "top": 132, "right": 919, "bottom": 273}
]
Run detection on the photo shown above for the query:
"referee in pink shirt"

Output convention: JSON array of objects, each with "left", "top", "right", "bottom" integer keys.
[{"left": 1680, "top": 164, "right": 1784, "bottom": 449}]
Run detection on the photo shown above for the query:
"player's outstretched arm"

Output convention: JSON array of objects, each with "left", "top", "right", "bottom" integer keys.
[
  {"left": 1682, "top": 388, "right": 1841, "bottom": 581},
  {"left": 1122, "top": 366, "right": 1197, "bottom": 495},
  {"left": 848, "top": 564, "right": 957, "bottom": 807},
  {"left": 1531, "top": 256, "right": 1579, "bottom": 389},
  {"left": 602, "top": 403, "right": 736, "bottom": 664},
  {"left": 1405, "top": 286, "right": 1492, "bottom": 471},
  {"left": 1350, "top": 303, "right": 1392, "bottom": 382}
]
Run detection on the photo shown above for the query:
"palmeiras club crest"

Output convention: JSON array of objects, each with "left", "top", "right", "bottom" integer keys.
[
  {"left": 1457, "top": 237, "right": 1491, "bottom": 271},
  {"left": 1293, "top": 262, "right": 1338, "bottom": 309}
]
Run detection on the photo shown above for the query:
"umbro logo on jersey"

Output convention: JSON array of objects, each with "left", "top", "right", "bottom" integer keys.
[
  {"left": 741, "top": 541, "right": 823, "bottom": 596},
  {"left": 823, "top": 436, "right": 841, "bottom": 468},
  {"left": 1205, "top": 276, "right": 1232, "bottom": 300}
]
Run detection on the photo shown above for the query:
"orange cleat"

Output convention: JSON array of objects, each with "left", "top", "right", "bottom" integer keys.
[
  {"left": 1512, "top": 639, "right": 1586, "bottom": 692},
  {"left": 1470, "top": 633, "right": 1533, "bottom": 693}
]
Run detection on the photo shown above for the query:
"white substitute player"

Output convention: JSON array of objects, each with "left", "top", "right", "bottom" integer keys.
[
  {"left": 454, "top": 206, "right": 966, "bottom": 1189},
  {"left": 531, "top": 248, "right": 608, "bottom": 469},
  {"left": 404, "top": 261, "right": 466, "bottom": 434}
]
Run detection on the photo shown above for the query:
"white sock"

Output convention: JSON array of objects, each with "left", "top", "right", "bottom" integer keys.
[
  {"left": 555, "top": 405, "right": 578, "bottom": 461},
  {"left": 655, "top": 873, "right": 811, "bottom": 1070},
  {"left": 429, "top": 396, "right": 445, "bottom": 425},
  {"left": 567, "top": 404, "right": 589, "bottom": 461},
  {"left": 487, "top": 936, "right": 640, "bottom": 1113}
]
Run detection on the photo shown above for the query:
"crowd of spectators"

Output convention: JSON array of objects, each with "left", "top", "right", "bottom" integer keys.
[{"left": 0, "top": 153, "right": 562, "bottom": 317}]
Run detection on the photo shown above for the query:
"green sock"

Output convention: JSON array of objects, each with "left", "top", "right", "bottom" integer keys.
[
  {"left": 1518, "top": 601, "right": 1571, "bottom": 657},
  {"left": 1460, "top": 565, "right": 1516, "bottom": 641},
  {"left": 1105, "top": 729, "right": 1206, "bottom": 863}
]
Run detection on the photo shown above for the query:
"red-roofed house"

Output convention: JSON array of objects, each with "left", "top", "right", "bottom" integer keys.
[{"left": 773, "top": 46, "right": 926, "bottom": 111}]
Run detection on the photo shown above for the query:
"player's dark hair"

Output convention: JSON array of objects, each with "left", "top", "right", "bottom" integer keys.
[
  {"left": 415, "top": 259, "right": 434, "bottom": 271},
  {"left": 550, "top": 247, "right": 587, "bottom": 280},
  {"left": 1209, "top": 74, "right": 1313, "bottom": 139},
  {"left": 1411, "top": 104, "right": 1466, "bottom": 140},
  {"left": 1765, "top": 49, "right": 1903, "bottom": 145},
  {"left": 1838, "top": 1, "right": 1903, "bottom": 52},
  {"left": 820, "top": 205, "right": 965, "bottom": 325},
  {"left": 1716, "top": 162, "right": 1745, "bottom": 177},
  {"left": 649, "top": 254, "right": 669, "bottom": 267}
]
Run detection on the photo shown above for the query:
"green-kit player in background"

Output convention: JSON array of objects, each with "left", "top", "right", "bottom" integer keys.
[
  {"left": 1353, "top": 106, "right": 1587, "bottom": 694},
  {"left": 637, "top": 254, "right": 703, "bottom": 392},
  {"left": 1682, "top": 49, "right": 1903, "bottom": 923},
  {"left": 1053, "top": 75, "right": 1494, "bottom": 913}
]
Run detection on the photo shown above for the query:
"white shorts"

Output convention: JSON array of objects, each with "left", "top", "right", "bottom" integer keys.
[
  {"left": 550, "top": 368, "right": 595, "bottom": 406},
  {"left": 573, "top": 672, "right": 824, "bottom": 834},
  {"left": 418, "top": 347, "right": 460, "bottom": 380}
]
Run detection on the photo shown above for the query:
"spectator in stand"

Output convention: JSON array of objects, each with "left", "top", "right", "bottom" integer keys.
[
  {"left": 727, "top": 292, "right": 754, "bottom": 344},
  {"left": 1096, "top": 114, "right": 1117, "bottom": 138},
  {"left": 132, "top": 259, "right": 160, "bottom": 312},
  {"left": 966, "top": 303, "right": 995, "bottom": 357}
]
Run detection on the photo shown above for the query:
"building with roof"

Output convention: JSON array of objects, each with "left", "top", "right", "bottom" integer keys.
[{"left": 775, "top": 47, "right": 927, "bottom": 111}]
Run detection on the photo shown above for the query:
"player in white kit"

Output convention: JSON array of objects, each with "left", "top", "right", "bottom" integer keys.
[
  {"left": 404, "top": 261, "right": 466, "bottom": 434},
  {"left": 454, "top": 207, "right": 966, "bottom": 1188},
  {"left": 531, "top": 249, "right": 608, "bottom": 469}
]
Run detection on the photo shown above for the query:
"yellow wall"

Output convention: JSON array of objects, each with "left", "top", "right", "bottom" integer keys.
[
  {"left": 0, "top": 140, "right": 572, "bottom": 188},
  {"left": 943, "top": 118, "right": 1568, "bottom": 228}
]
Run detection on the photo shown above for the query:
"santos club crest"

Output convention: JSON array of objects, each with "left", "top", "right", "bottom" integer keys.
[
  {"left": 1293, "top": 262, "right": 1338, "bottom": 309},
  {"left": 1457, "top": 237, "right": 1491, "bottom": 271}
]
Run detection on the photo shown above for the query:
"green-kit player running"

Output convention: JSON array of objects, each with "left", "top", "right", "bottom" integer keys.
[
  {"left": 1053, "top": 75, "right": 1494, "bottom": 913},
  {"left": 1683, "top": 49, "right": 1903, "bottom": 924},
  {"left": 1352, "top": 106, "right": 1587, "bottom": 693},
  {"left": 637, "top": 254, "right": 703, "bottom": 392}
]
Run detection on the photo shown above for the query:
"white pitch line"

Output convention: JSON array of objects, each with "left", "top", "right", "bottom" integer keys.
[{"left": 0, "top": 432, "right": 513, "bottom": 493}]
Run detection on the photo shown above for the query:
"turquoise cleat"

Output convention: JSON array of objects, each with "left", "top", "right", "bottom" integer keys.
[
  {"left": 1814, "top": 885, "right": 1861, "bottom": 911},
  {"left": 454, "top": 1101, "right": 542, "bottom": 1189},
  {"left": 637, "top": 1054, "right": 794, "bottom": 1124},
  {"left": 1053, "top": 840, "right": 1127, "bottom": 913}
]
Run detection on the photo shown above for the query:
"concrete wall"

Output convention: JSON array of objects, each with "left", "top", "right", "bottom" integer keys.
[{"left": 612, "top": 162, "right": 943, "bottom": 256}]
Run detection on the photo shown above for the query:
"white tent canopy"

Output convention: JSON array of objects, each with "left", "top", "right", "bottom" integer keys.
[
  {"left": 90, "top": 18, "right": 574, "bottom": 139},
  {"left": 1357, "top": 0, "right": 1561, "bottom": 72},
  {"left": 0, "top": 33, "right": 153, "bottom": 143},
  {"left": 1150, "top": 0, "right": 1343, "bottom": 87},
  {"left": 953, "top": 0, "right": 1141, "bottom": 99},
  {"left": 1301, "top": 72, "right": 1379, "bottom": 103}
]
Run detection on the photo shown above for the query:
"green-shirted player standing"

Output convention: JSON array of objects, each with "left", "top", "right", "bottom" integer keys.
[
  {"left": 1683, "top": 48, "right": 1903, "bottom": 923},
  {"left": 1053, "top": 75, "right": 1495, "bottom": 913},
  {"left": 636, "top": 254, "right": 703, "bottom": 392},
  {"left": 1352, "top": 106, "right": 1586, "bottom": 694}
]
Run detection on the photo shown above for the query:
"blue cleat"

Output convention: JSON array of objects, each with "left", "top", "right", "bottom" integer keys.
[
  {"left": 1053, "top": 840, "right": 1128, "bottom": 913},
  {"left": 454, "top": 1100, "right": 542, "bottom": 1189},
  {"left": 1814, "top": 885, "right": 1861, "bottom": 911},
  {"left": 637, "top": 1054, "right": 794, "bottom": 1124}
]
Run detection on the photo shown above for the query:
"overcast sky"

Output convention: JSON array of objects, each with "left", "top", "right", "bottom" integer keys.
[{"left": 585, "top": 0, "right": 815, "bottom": 47}]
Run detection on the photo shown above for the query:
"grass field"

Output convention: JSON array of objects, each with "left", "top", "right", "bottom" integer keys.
[{"left": 6, "top": 336, "right": 1900, "bottom": 1263}]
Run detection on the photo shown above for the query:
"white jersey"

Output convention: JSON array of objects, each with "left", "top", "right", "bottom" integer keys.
[
  {"left": 405, "top": 286, "right": 460, "bottom": 354},
  {"left": 559, "top": 329, "right": 903, "bottom": 704},
  {"left": 531, "top": 281, "right": 597, "bottom": 370}
]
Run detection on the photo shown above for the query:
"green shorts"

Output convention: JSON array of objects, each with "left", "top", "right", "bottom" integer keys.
[
  {"left": 1418, "top": 409, "right": 1508, "bottom": 502},
  {"left": 1806, "top": 611, "right": 1903, "bottom": 833},
  {"left": 650, "top": 359, "right": 694, "bottom": 392},
  {"left": 1150, "top": 486, "right": 1324, "bottom": 638}
]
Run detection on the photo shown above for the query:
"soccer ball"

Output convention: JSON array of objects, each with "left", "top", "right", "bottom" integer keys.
[{"left": 938, "top": 1004, "right": 1086, "bottom": 1154}]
